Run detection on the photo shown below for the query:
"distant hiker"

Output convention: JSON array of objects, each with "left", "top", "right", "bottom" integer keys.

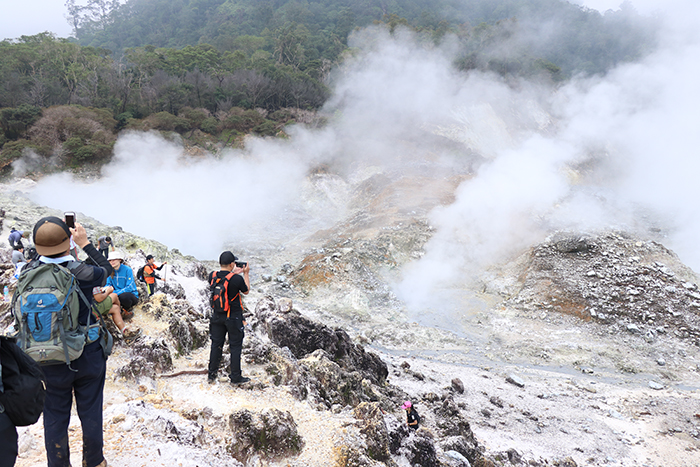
[
  {"left": 402, "top": 401, "right": 420, "bottom": 430},
  {"left": 92, "top": 285, "right": 138, "bottom": 339},
  {"left": 8, "top": 227, "right": 28, "bottom": 249},
  {"left": 29, "top": 216, "right": 113, "bottom": 467},
  {"left": 11, "top": 244, "right": 24, "bottom": 266},
  {"left": 207, "top": 251, "right": 251, "bottom": 385},
  {"left": 105, "top": 250, "right": 139, "bottom": 319},
  {"left": 11, "top": 245, "right": 27, "bottom": 283},
  {"left": 97, "top": 236, "right": 114, "bottom": 259},
  {"left": 143, "top": 254, "right": 167, "bottom": 296},
  {"left": 24, "top": 246, "right": 38, "bottom": 262}
]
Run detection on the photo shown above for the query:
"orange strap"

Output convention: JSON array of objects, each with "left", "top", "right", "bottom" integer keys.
[{"left": 227, "top": 292, "right": 240, "bottom": 318}]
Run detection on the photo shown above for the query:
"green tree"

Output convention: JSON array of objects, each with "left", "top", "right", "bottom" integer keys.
[{"left": 0, "top": 104, "right": 42, "bottom": 140}]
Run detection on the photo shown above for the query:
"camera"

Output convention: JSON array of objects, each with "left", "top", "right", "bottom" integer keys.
[
  {"left": 235, "top": 261, "right": 247, "bottom": 268},
  {"left": 64, "top": 212, "right": 76, "bottom": 228}
]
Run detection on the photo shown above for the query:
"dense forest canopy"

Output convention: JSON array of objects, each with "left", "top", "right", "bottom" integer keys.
[
  {"left": 0, "top": 0, "right": 658, "bottom": 172},
  {"left": 67, "top": 0, "right": 656, "bottom": 76}
]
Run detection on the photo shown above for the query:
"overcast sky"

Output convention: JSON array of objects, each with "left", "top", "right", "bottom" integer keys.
[
  {"left": 0, "top": 0, "right": 74, "bottom": 41},
  {"left": 0, "top": 0, "right": 662, "bottom": 42}
]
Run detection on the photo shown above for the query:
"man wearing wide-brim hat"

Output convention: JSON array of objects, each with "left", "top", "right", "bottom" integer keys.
[{"left": 31, "top": 216, "right": 113, "bottom": 467}]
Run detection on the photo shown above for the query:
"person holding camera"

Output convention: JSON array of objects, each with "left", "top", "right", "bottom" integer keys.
[
  {"left": 31, "top": 216, "right": 113, "bottom": 467},
  {"left": 207, "top": 251, "right": 250, "bottom": 385}
]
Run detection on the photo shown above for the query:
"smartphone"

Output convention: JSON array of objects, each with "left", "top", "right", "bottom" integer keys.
[
  {"left": 235, "top": 261, "right": 247, "bottom": 268},
  {"left": 64, "top": 212, "right": 76, "bottom": 228}
]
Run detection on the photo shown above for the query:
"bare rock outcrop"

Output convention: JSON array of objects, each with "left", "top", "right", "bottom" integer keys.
[
  {"left": 504, "top": 231, "right": 700, "bottom": 342},
  {"left": 353, "top": 402, "right": 394, "bottom": 464},
  {"left": 116, "top": 337, "right": 173, "bottom": 380},
  {"left": 227, "top": 408, "right": 304, "bottom": 463},
  {"left": 254, "top": 294, "right": 388, "bottom": 385},
  {"left": 168, "top": 315, "right": 209, "bottom": 356}
]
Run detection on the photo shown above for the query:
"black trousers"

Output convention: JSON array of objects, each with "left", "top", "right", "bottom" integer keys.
[
  {"left": 118, "top": 292, "right": 138, "bottom": 311},
  {"left": 0, "top": 411, "right": 18, "bottom": 467},
  {"left": 42, "top": 342, "right": 106, "bottom": 467},
  {"left": 208, "top": 312, "right": 244, "bottom": 382}
]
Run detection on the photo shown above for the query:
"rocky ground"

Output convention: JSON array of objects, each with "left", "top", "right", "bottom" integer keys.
[{"left": 2, "top": 174, "right": 700, "bottom": 467}]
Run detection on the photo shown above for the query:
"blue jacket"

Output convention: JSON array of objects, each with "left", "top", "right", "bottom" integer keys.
[{"left": 106, "top": 264, "right": 139, "bottom": 298}]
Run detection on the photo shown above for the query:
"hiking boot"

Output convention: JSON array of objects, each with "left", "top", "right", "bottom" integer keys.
[
  {"left": 208, "top": 377, "right": 216, "bottom": 384},
  {"left": 94, "top": 459, "right": 109, "bottom": 467},
  {"left": 122, "top": 325, "right": 142, "bottom": 344},
  {"left": 121, "top": 307, "right": 134, "bottom": 320},
  {"left": 231, "top": 376, "right": 250, "bottom": 385}
]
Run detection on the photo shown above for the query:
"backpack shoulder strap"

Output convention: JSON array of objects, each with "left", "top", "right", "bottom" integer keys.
[
  {"left": 223, "top": 272, "right": 236, "bottom": 317},
  {"left": 18, "top": 258, "right": 41, "bottom": 276}
]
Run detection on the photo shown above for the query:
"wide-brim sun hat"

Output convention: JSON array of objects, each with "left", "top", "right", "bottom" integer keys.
[
  {"left": 33, "top": 217, "right": 71, "bottom": 256},
  {"left": 108, "top": 250, "right": 125, "bottom": 262},
  {"left": 402, "top": 401, "right": 412, "bottom": 409}
]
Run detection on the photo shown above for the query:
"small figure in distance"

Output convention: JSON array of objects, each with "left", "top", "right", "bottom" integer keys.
[
  {"left": 402, "top": 400, "right": 421, "bottom": 430},
  {"left": 11, "top": 245, "right": 27, "bottom": 282},
  {"left": 97, "top": 235, "right": 114, "bottom": 259},
  {"left": 11, "top": 244, "right": 24, "bottom": 266},
  {"left": 8, "top": 226, "right": 29, "bottom": 249},
  {"left": 207, "top": 251, "right": 250, "bottom": 385},
  {"left": 143, "top": 254, "right": 167, "bottom": 296}
]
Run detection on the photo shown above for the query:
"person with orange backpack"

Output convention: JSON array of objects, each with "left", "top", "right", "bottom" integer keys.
[
  {"left": 207, "top": 251, "right": 250, "bottom": 385},
  {"left": 143, "top": 255, "right": 167, "bottom": 296}
]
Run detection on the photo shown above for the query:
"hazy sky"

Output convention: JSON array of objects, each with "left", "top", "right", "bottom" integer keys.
[
  {"left": 0, "top": 0, "right": 660, "bottom": 41},
  {"left": 572, "top": 0, "right": 659, "bottom": 13},
  {"left": 0, "top": 0, "right": 74, "bottom": 41}
]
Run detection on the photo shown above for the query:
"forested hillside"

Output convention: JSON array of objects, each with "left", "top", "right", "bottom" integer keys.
[
  {"left": 67, "top": 0, "right": 656, "bottom": 76},
  {"left": 0, "top": 0, "right": 657, "bottom": 174}
]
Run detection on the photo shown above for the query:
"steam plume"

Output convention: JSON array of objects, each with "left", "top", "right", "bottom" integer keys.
[{"left": 26, "top": 1, "right": 700, "bottom": 319}]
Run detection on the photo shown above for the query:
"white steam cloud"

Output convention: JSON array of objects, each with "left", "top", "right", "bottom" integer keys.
[
  {"left": 394, "top": 0, "right": 700, "bottom": 311},
  {"left": 30, "top": 132, "right": 319, "bottom": 259},
  {"left": 26, "top": 0, "right": 700, "bottom": 320}
]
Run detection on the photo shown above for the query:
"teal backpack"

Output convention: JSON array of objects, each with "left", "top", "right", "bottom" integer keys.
[{"left": 11, "top": 260, "right": 112, "bottom": 368}]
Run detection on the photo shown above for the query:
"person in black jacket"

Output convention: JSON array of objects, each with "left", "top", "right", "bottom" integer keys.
[
  {"left": 402, "top": 400, "right": 420, "bottom": 430},
  {"left": 32, "top": 216, "right": 113, "bottom": 467},
  {"left": 0, "top": 339, "right": 19, "bottom": 467}
]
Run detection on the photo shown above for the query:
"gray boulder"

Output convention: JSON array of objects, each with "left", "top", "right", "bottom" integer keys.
[
  {"left": 168, "top": 315, "right": 209, "bottom": 356},
  {"left": 116, "top": 337, "right": 173, "bottom": 380},
  {"left": 227, "top": 408, "right": 304, "bottom": 463},
  {"left": 353, "top": 402, "right": 393, "bottom": 463}
]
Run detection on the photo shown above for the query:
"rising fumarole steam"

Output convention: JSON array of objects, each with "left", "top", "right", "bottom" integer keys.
[{"left": 25, "top": 1, "right": 700, "bottom": 319}]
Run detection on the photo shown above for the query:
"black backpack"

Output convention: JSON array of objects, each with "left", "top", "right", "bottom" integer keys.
[
  {"left": 25, "top": 246, "right": 38, "bottom": 261},
  {"left": 209, "top": 271, "right": 235, "bottom": 315},
  {"left": 0, "top": 336, "right": 46, "bottom": 426},
  {"left": 136, "top": 265, "right": 146, "bottom": 283}
]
